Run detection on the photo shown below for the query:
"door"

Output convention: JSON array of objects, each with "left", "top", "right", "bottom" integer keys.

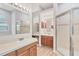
[
  {"left": 72, "top": 8, "right": 79, "bottom": 56},
  {"left": 56, "top": 12, "right": 71, "bottom": 56}
]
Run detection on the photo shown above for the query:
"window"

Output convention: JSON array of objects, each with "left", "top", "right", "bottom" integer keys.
[{"left": 0, "top": 9, "right": 11, "bottom": 35}]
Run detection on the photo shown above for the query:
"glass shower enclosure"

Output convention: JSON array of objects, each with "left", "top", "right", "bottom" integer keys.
[
  {"left": 56, "top": 7, "right": 79, "bottom": 56},
  {"left": 56, "top": 11, "right": 71, "bottom": 56},
  {"left": 72, "top": 8, "right": 79, "bottom": 56}
]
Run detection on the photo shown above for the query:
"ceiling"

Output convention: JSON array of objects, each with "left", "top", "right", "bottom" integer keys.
[{"left": 19, "top": 3, "right": 53, "bottom": 12}]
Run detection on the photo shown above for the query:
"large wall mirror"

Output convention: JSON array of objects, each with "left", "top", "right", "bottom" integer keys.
[
  {"left": 15, "top": 11, "right": 30, "bottom": 34},
  {"left": 0, "top": 8, "right": 12, "bottom": 35},
  {"left": 41, "top": 18, "right": 53, "bottom": 29},
  {"left": 32, "top": 13, "right": 39, "bottom": 34}
]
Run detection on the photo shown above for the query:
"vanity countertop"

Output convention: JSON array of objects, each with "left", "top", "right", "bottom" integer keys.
[{"left": 0, "top": 38, "right": 37, "bottom": 56}]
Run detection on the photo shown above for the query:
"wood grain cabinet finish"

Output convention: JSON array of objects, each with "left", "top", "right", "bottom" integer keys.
[
  {"left": 41, "top": 36, "right": 53, "bottom": 48},
  {"left": 17, "top": 49, "right": 30, "bottom": 56},
  {"left": 41, "top": 36, "right": 46, "bottom": 45},
  {"left": 5, "top": 51, "right": 17, "bottom": 56},
  {"left": 17, "top": 45, "right": 30, "bottom": 56},
  {"left": 30, "top": 45, "right": 37, "bottom": 56},
  {"left": 5, "top": 42, "right": 37, "bottom": 56},
  {"left": 17, "top": 42, "right": 37, "bottom": 56}
]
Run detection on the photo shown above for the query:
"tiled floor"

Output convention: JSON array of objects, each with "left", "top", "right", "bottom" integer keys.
[{"left": 37, "top": 46, "right": 58, "bottom": 56}]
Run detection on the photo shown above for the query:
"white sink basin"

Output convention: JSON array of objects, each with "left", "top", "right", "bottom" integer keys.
[{"left": 17, "top": 39, "right": 28, "bottom": 45}]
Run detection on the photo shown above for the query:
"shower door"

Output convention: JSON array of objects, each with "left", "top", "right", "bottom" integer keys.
[
  {"left": 56, "top": 12, "right": 71, "bottom": 56},
  {"left": 72, "top": 8, "right": 79, "bottom": 56}
]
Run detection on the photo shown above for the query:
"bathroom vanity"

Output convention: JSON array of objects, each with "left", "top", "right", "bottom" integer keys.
[
  {"left": 0, "top": 38, "right": 37, "bottom": 56},
  {"left": 41, "top": 35, "right": 53, "bottom": 48},
  {"left": 5, "top": 42, "right": 37, "bottom": 56}
]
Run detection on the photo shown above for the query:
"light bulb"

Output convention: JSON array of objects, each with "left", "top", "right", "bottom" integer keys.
[
  {"left": 19, "top": 5, "right": 22, "bottom": 8},
  {"left": 14, "top": 3, "right": 18, "bottom": 5},
  {"left": 23, "top": 7, "right": 26, "bottom": 10}
]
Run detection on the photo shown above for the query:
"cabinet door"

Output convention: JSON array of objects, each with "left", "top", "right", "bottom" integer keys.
[
  {"left": 30, "top": 45, "right": 37, "bottom": 56},
  {"left": 41, "top": 36, "right": 53, "bottom": 48},
  {"left": 41, "top": 36, "right": 46, "bottom": 45},
  {"left": 46, "top": 36, "right": 53, "bottom": 48},
  {"left": 17, "top": 46, "right": 30, "bottom": 56},
  {"left": 50, "top": 37, "right": 53, "bottom": 48},
  {"left": 5, "top": 51, "right": 16, "bottom": 56},
  {"left": 45, "top": 36, "right": 50, "bottom": 46},
  {"left": 18, "top": 49, "right": 30, "bottom": 56}
]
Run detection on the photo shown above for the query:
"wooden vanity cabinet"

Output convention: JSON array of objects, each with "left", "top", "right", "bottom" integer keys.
[
  {"left": 17, "top": 48, "right": 30, "bottom": 56},
  {"left": 41, "top": 36, "right": 46, "bottom": 45},
  {"left": 46, "top": 36, "right": 53, "bottom": 48},
  {"left": 5, "top": 51, "right": 17, "bottom": 56},
  {"left": 17, "top": 42, "right": 37, "bottom": 56},
  {"left": 41, "top": 36, "right": 53, "bottom": 48},
  {"left": 30, "top": 45, "right": 37, "bottom": 56},
  {"left": 5, "top": 42, "right": 37, "bottom": 56}
]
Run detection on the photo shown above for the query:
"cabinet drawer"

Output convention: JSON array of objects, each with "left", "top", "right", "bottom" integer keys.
[{"left": 5, "top": 51, "right": 16, "bottom": 56}]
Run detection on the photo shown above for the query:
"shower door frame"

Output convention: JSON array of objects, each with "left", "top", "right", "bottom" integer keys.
[
  {"left": 71, "top": 7, "right": 79, "bottom": 56},
  {"left": 55, "top": 10, "right": 74, "bottom": 56}
]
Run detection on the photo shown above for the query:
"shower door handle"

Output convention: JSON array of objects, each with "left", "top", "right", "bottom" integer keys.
[
  {"left": 70, "top": 26, "right": 74, "bottom": 56},
  {"left": 72, "top": 26, "right": 74, "bottom": 35},
  {"left": 70, "top": 36, "right": 74, "bottom": 56}
]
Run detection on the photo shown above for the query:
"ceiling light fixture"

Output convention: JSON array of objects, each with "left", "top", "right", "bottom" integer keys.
[{"left": 9, "top": 3, "right": 29, "bottom": 12}]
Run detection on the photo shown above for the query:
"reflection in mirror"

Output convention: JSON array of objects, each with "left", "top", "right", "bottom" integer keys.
[
  {"left": 16, "top": 12, "right": 30, "bottom": 34},
  {"left": 32, "top": 14, "right": 39, "bottom": 34},
  {"left": 0, "top": 9, "right": 11, "bottom": 35},
  {"left": 20, "top": 20, "right": 30, "bottom": 33},
  {"left": 33, "top": 23, "right": 39, "bottom": 33},
  {"left": 16, "top": 20, "right": 21, "bottom": 34},
  {"left": 16, "top": 19, "right": 30, "bottom": 34},
  {"left": 41, "top": 20, "right": 47, "bottom": 28},
  {"left": 41, "top": 18, "right": 53, "bottom": 29}
]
